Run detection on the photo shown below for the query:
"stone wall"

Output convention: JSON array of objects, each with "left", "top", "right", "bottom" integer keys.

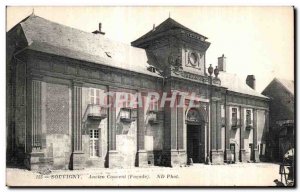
[
  {"left": 145, "top": 109, "right": 164, "bottom": 166},
  {"left": 116, "top": 121, "right": 137, "bottom": 168},
  {"left": 257, "top": 110, "right": 267, "bottom": 159},
  {"left": 46, "top": 134, "right": 71, "bottom": 169},
  {"left": 44, "top": 83, "right": 72, "bottom": 169}
]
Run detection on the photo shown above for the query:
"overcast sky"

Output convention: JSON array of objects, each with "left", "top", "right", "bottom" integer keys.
[{"left": 6, "top": 6, "right": 294, "bottom": 92}]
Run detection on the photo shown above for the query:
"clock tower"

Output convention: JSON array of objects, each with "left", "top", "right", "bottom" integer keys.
[
  {"left": 131, "top": 17, "right": 210, "bottom": 77},
  {"left": 132, "top": 18, "right": 217, "bottom": 167}
]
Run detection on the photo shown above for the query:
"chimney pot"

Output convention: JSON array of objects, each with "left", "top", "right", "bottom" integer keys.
[
  {"left": 99, "top": 23, "right": 102, "bottom": 31},
  {"left": 246, "top": 75, "right": 256, "bottom": 90},
  {"left": 92, "top": 22, "right": 105, "bottom": 35}
]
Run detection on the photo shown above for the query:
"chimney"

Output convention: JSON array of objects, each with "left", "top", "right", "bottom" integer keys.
[
  {"left": 92, "top": 22, "right": 105, "bottom": 35},
  {"left": 218, "top": 54, "right": 226, "bottom": 72},
  {"left": 246, "top": 75, "right": 256, "bottom": 90}
]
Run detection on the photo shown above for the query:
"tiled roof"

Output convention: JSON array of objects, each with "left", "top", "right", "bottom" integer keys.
[
  {"left": 219, "top": 72, "right": 268, "bottom": 99},
  {"left": 17, "top": 15, "right": 161, "bottom": 77},
  {"left": 10, "top": 15, "right": 268, "bottom": 99},
  {"left": 132, "top": 17, "right": 207, "bottom": 46}
]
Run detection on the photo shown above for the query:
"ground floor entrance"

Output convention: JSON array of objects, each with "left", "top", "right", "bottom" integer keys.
[{"left": 187, "top": 123, "right": 205, "bottom": 163}]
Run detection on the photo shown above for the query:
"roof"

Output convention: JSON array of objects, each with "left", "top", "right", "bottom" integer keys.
[
  {"left": 275, "top": 78, "right": 294, "bottom": 95},
  {"left": 12, "top": 14, "right": 161, "bottom": 77},
  {"left": 9, "top": 15, "right": 268, "bottom": 99},
  {"left": 132, "top": 17, "right": 207, "bottom": 46},
  {"left": 219, "top": 72, "right": 268, "bottom": 99},
  {"left": 263, "top": 78, "right": 294, "bottom": 95}
]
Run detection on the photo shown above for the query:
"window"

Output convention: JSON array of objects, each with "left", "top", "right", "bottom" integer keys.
[
  {"left": 90, "top": 88, "right": 102, "bottom": 105},
  {"left": 231, "top": 108, "right": 237, "bottom": 127},
  {"left": 149, "top": 95, "right": 159, "bottom": 111},
  {"left": 121, "top": 94, "right": 130, "bottom": 108},
  {"left": 119, "top": 93, "right": 137, "bottom": 108},
  {"left": 246, "top": 110, "right": 252, "bottom": 126},
  {"left": 89, "top": 129, "right": 100, "bottom": 157}
]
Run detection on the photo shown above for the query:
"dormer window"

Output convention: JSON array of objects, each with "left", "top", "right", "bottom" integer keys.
[{"left": 147, "top": 66, "right": 156, "bottom": 73}]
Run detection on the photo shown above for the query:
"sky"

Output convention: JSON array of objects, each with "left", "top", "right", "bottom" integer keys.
[{"left": 6, "top": 6, "right": 294, "bottom": 93}]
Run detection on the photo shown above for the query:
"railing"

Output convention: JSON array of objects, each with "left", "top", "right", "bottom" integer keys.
[
  {"left": 120, "top": 107, "right": 137, "bottom": 123},
  {"left": 148, "top": 110, "right": 159, "bottom": 124},
  {"left": 231, "top": 119, "right": 241, "bottom": 129},
  {"left": 246, "top": 120, "right": 253, "bottom": 130},
  {"left": 83, "top": 104, "right": 107, "bottom": 121}
]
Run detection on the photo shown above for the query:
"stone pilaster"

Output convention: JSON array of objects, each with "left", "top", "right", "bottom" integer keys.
[
  {"left": 216, "top": 101, "right": 222, "bottom": 150},
  {"left": 71, "top": 81, "right": 85, "bottom": 170},
  {"left": 25, "top": 78, "right": 53, "bottom": 170},
  {"left": 26, "top": 79, "right": 42, "bottom": 170},
  {"left": 225, "top": 105, "right": 231, "bottom": 162},
  {"left": 211, "top": 100, "right": 224, "bottom": 164},
  {"left": 253, "top": 109, "right": 260, "bottom": 162},
  {"left": 169, "top": 99, "right": 180, "bottom": 167},
  {"left": 211, "top": 101, "right": 216, "bottom": 151},
  {"left": 136, "top": 92, "right": 147, "bottom": 167},
  {"left": 170, "top": 101, "right": 177, "bottom": 151},
  {"left": 239, "top": 107, "right": 247, "bottom": 162},
  {"left": 177, "top": 99, "right": 184, "bottom": 150},
  {"left": 163, "top": 93, "right": 186, "bottom": 167},
  {"left": 175, "top": 95, "right": 186, "bottom": 166},
  {"left": 107, "top": 87, "right": 120, "bottom": 168},
  {"left": 31, "top": 80, "right": 42, "bottom": 150}
]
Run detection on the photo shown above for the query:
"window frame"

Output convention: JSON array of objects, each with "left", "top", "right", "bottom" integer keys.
[
  {"left": 90, "top": 88, "right": 102, "bottom": 105},
  {"left": 231, "top": 107, "right": 238, "bottom": 127},
  {"left": 89, "top": 129, "right": 101, "bottom": 158},
  {"left": 149, "top": 95, "right": 159, "bottom": 111},
  {"left": 246, "top": 109, "right": 252, "bottom": 126}
]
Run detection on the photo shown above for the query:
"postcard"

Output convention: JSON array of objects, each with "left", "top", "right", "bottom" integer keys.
[{"left": 6, "top": 6, "right": 294, "bottom": 187}]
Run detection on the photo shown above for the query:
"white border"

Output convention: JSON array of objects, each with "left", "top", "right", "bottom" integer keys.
[{"left": 1, "top": 1, "right": 298, "bottom": 192}]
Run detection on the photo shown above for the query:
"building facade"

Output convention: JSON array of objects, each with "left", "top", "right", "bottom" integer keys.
[
  {"left": 262, "top": 78, "right": 294, "bottom": 161},
  {"left": 7, "top": 14, "right": 269, "bottom": 170}
]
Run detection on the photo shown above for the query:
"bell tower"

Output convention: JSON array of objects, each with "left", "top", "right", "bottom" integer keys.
[{"left": 131, "top": 18, "right": 210, "bottom": 77}]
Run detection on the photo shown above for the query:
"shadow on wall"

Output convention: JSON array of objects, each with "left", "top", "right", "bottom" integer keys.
[{"left": 6, "top": 148, "right": 27, "bottom": 169}]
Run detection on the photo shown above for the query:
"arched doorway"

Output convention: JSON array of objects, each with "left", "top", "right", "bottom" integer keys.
[{"left": 186, "top": 107, "right": 206, "bottom": 163}]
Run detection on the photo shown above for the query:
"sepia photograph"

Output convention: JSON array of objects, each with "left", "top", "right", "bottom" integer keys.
[{"left": 5, "top": 6, "right": 294, "bottom": 187}]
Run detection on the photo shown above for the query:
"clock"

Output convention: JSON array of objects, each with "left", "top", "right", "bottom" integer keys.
[{"left": 188, "top": 52, "right": 198, "bottom": 66}]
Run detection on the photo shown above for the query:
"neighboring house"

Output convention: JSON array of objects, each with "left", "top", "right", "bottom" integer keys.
[
  {"left": 7, "top": 14, "right": 269, "bottom": 170},
  {"left": 262, "top": 78, "right": 294, "bottom": 161}
]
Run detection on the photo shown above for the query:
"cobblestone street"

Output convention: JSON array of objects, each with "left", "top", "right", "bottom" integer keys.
[{"left": 6, "top": 163, "right": 282, "bottom": 187}]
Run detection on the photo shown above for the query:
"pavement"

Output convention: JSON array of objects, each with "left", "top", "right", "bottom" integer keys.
[{"left": 6, "top": 162, "right": 284, "bottom": 187}]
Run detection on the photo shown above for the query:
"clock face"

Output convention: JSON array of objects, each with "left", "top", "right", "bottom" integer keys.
[{"left": 189, "top": 52, "right": 198, "bottom": 66}]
